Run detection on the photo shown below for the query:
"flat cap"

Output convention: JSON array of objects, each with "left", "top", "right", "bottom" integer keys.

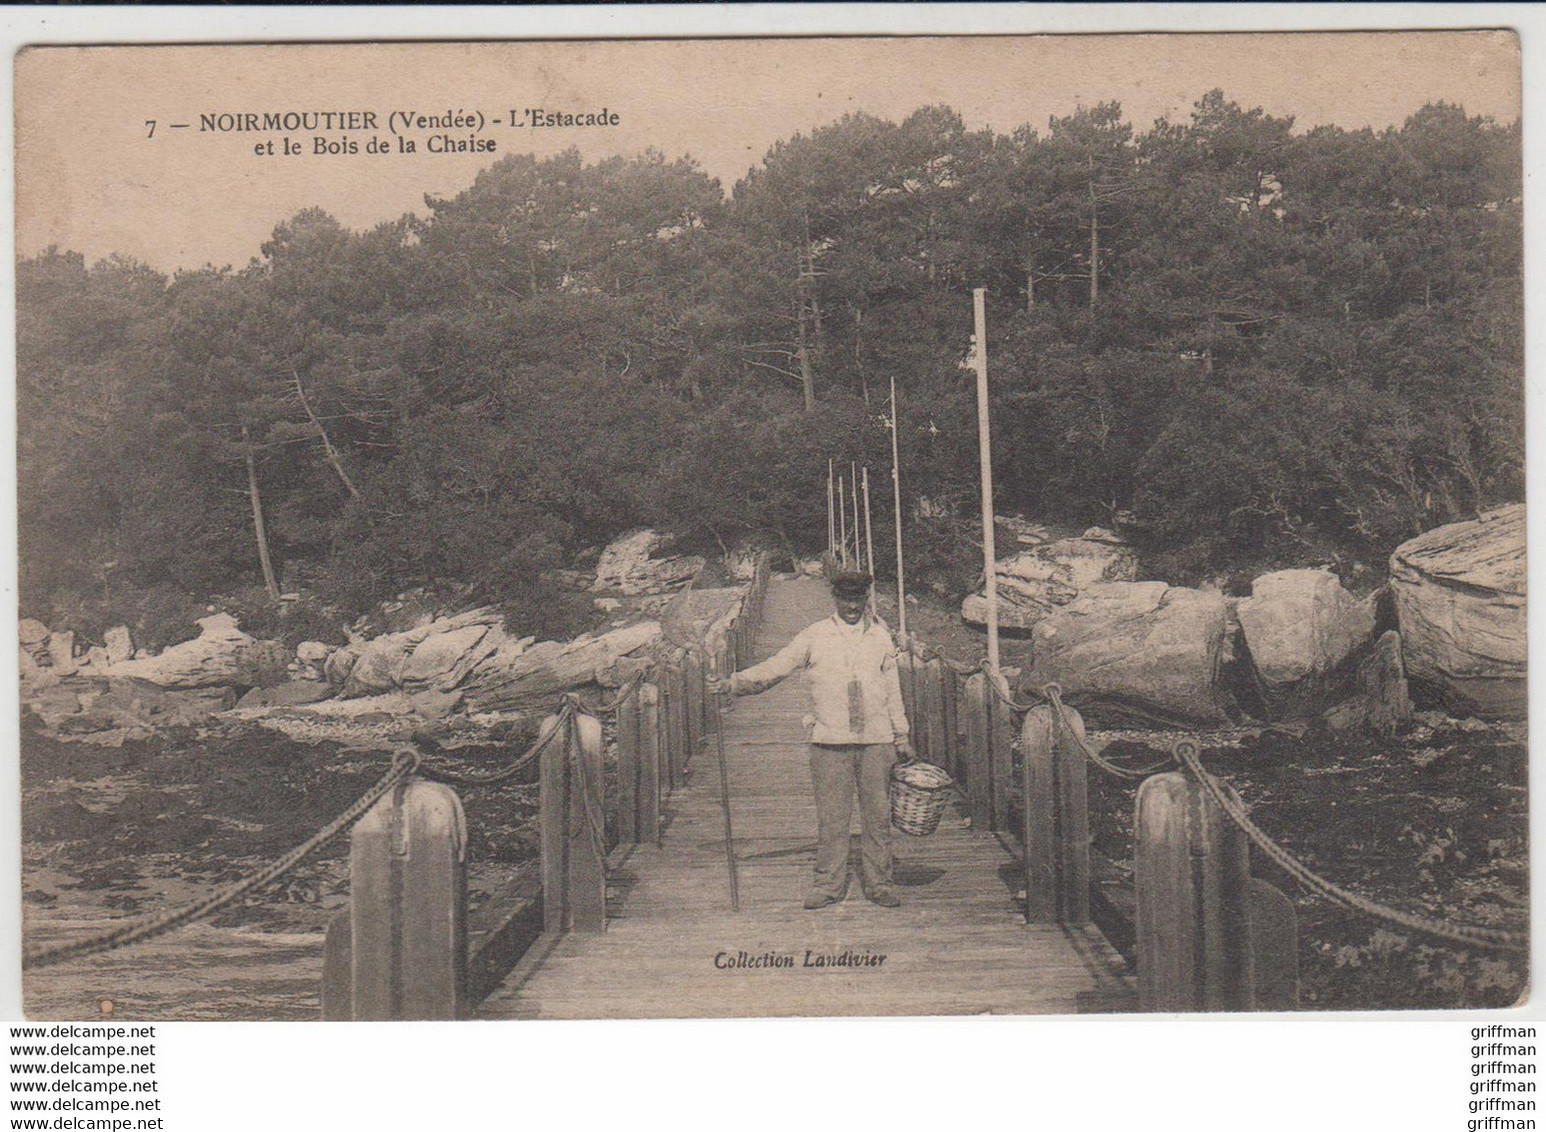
[{"left": 828, "top": 569, "right": 873, "bottom": 598}]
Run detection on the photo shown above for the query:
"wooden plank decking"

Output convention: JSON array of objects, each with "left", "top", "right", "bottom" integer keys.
[{"left": 477, "top": 575, "right": 1135, "bottom": 1020}]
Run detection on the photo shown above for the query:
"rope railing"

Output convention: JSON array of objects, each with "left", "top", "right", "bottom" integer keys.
[
  {"left": 1170, "top": 739, "right": 1527, "bottom": 955},
  {"left": 24, "top": 748, "right": 421, "bottom": 971},
  {"left": 1028, "top": 685, "right": 1525, "bottom": 955}
]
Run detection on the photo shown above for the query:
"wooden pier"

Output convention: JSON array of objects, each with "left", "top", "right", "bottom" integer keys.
[{"left": 477, "top": 575, "right": 1134, "bottom": 1020}]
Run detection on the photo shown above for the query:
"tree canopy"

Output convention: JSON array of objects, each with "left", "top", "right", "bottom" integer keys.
[{"left": 18, "top": 92, "right": 1522, "bottom": 643}]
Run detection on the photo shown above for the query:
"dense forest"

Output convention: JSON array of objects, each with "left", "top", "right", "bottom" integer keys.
[{"left": 17, "top": 92, "right": 1522, "bottom": 648}]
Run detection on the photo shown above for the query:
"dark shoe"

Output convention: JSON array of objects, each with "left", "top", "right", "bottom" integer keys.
[
  {"left": 865, "top": 888, "right": 901, "bottom": 908},
  {"left": 803, "top": 891, "right": 840, "bottom": 910}
]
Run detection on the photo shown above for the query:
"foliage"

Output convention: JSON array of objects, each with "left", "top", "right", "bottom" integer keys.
[{"left": 16, "top": 96, "right": 1522, "bottom": 636}]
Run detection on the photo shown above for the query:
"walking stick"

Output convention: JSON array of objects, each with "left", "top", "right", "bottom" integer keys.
[{"left": 710, "top": 655, "right": 741, "bottom": 912}]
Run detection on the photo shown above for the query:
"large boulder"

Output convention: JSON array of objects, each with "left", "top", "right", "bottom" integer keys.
[
  {"left": 103, "top": 625, "right": 134, "bottom": 665},
  {"left": 1018, "top": 582, "right": 1237, "bottom": 727},
  {"left": 963, "top": 534, "right": 1138, "bottom": 631},
  {"left": 1322, "top": 631, "right": 1413, "bottom": 734},
  {"left": 101, "top": 613, "right": 254, "bottom": 688},
  {"left": 18, "top": 618, "right": 50, "bottom": 658},
  {"left": 343, "top": 625, "right": 435, "bottom": 697},
  {"left": 1389, "top": 505, "right": 1525, "bottom": 718},
  {"left": 340, "top": 610, "right": 504, "bottom": 698},
  {"left": 47, "top": 631, "right": 78, "bottom": 676},
  {"left": 236, "top": 639, "right": 292, "bottom": 689},
  {"left": 296, "top": 640, "right": 332, "bottom": 664},
  {"left": 1237, "top": 569, "right": 1378, "bottom": 717},
  {"left": 465, "top": 621, "right": 663, "bottom": 712},
  {"left": 591, "top": 529, "right": 704, "bottom": 596},
  {"left": 400, "top": 623, "right": 497, "bottom": 693}
]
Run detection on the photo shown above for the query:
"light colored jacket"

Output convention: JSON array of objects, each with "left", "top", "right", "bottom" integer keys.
[{"left": 730, "top": 614, "right": 909, "bottom": 745}]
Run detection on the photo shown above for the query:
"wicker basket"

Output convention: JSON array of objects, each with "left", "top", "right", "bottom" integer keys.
[{"left": 890, "top": 760, "right": 954, "bottom": 837}]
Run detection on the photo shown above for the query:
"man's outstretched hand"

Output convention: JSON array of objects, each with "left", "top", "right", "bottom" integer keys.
[
  {"left": 706, "top": 676, "right": 733, "bottom": 697},
  {"left": 894, "top": 739, "right": 917, "bottom": 763}
]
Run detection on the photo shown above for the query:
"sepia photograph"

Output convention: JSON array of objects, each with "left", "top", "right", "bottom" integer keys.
[{"left": 11, "top": 28, "right": 1527, "bottom": 1032}]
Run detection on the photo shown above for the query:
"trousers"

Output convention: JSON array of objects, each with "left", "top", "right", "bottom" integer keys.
[{"left": 809, "top": 742, "right": 896, "bottom": 897}]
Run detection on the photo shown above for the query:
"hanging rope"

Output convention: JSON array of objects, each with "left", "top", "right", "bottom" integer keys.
[
  {"left": 24, "top": 749, "right": 420, "bottom": 971},
  {"left": 415, "top": 701, "right": 575, "bottom": 788},
  {"left": 1172, "top": 740, "right": 1527, "bottom": 954}
]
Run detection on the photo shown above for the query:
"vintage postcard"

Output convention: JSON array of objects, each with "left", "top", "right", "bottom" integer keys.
[{"left": 13, "top": 32, "right": 1526, "bottom": 1026}]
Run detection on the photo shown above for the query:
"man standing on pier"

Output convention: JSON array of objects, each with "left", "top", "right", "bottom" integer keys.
[{"left": 710, "top": 570, "right": 914, "bottom": 909}]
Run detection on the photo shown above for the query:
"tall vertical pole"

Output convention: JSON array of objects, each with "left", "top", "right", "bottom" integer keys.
[
  {"left": 837, "top": 474, "right": 848, "bottom": 569},
  {"left": 862, "top": 467, "right": 875, "bottom": 578},
  {"left": 972, "top": 288, "right": 1000, "bottom": 672},
  {"left": 889, "top": 377, "right": 908, "bottom": 646},
  {"left": 827, "top": 459, "right": 835, "bottom": 562},
  {"left": 850, "top": 462, "right": 861, "bottom": 572}
]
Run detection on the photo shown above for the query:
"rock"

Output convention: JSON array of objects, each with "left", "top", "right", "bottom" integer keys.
[
  {"left": 1389, "top": 504, "right": 1525, "bottom": 718},
  {"left": 343, "top": 626, "right": 433, "bottom": 697},
  {"left": 594, "top": 597, "right": 623, "bottom": 613},
  {"left": 103, "top": 625, "right": 134, "bottom": 665},
  {"left": 662, "top": 586, "right": 743, "bottom": 649},
  {"left": 998, "top": 516, "right": 1051, "bottom": 546},
  {"left": 797, "top": 558, "right": 826, "bottom": 578},
  {"left": 1323, "top": 631, "right": 1412, "bottom": 734},
  {"left": 235, "top": 681, "right": 337, "bottom": 709},
  {"left": 19, "top": 618, "right": 50, "bottom": 649},
  {"left": 465, "top": 620, "right": 663, "bottom": 712},
  {"left": 100, "top": 613, "right": 255, "bottom": 688},
  {"left": 409, "top": 688, "right": 464, "bottom": 720},
  {"left": 400, "top": 623, "right": 496, "bottom": 693},
  {"left": 962, "top": 536, "right": 1138, "bottom": 631},
  {"left": 297, "top": 641, "right": 332, "bottom": 664},
  {"left": 1019, "top": 582, "right": 1237, "bottom": 727},
  {"left": 1081, "top": 526, "right": 1122, "bottom": 543},
  {"left": 1237, "top": 569, "right": 1377, "bottom": 717},
  {"left": 24, "top": 685, "right": 83, "bottom": 728},
  {"left": 324, "top": 645, "right": 359, "bottom": 687},
  {"left": 591, "top": 529, "right": 705, "bottom": 595},
  {"left": 80, "top": 646, "right": 111, "bottom": 671},
  {"left": 236, "top": 639, "right": 291, "bottom": 688},
  {"left": 28, "top": 678, "right": 238, "bottom": 733},
  {"left": 47, "top": 631, "right": 78, "bottom": 676}
]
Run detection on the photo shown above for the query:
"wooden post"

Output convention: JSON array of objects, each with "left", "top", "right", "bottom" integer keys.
[
  {"left": 639, "top": 683, "right": 663, "bottom": 845},
  {"left": 989, "top": 683, "right": 1014, "bottom": 832},
  {"left": 320, "top": 912, "right": 352, "bottom": 1021},
  {"left": 962, "top": 673, "right": 992, "bottom": 829},
  {"left": 616, "top": 690, "right": 641, "bottom": 844},
  {"left": 896, "top": 651, "right": 917, "bottom": 743},
  {"left": 838, "top": 474, "right": 847, "bottom": 568},
  {"left": 888, "top": 377, "right": 907, "bottom": 645},
  {"left": 568, "top": 712, "right": 607, "bottom": 933},
  {"left": 971, "top": 288, "right": 999, "bottom": 672},
  {"left": 538, "top": 713, "right": 569, "bottom": 934},
  {"left": 670, "top": 660, "right": 689, "bottom": 789},
  {"left": 862, "top": 466, "right": 875, "bottom": 580},
  {"left": 1020, "top": 704, "right": 1090, "bottom": 925},
  {"left": 684, "top": 652, "right": 703, "bottom": 771},
  {"left": 918, "top": 658, "right": 946, "bottom": 769},
  {"left": 348, "top": 778, "right": 467, "bottom": 1020},
  {"left": 1248, "top": 879, "right": 1300, "bottom": 1011},
  {"left": 828, "top": 458, "right": 836, "bottom": 561},
  {"left": 658, "top": 666, "right": 678, "bottom": 793},
  {"left": 940, "top": 665, "right": 959, "bottom": 778},
  {"left": 1135, "top": 771, "right": 1254, "bottom": 1012}
]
